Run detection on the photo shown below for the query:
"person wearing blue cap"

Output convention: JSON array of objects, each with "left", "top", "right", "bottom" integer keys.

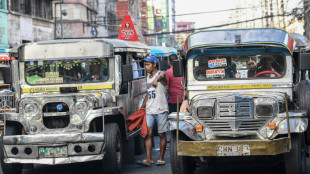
[{"left": 137, "top": 55, "right": 168, "bottom": 167}]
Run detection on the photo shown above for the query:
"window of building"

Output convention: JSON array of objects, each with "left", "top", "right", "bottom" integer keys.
[
  {"left": 0, "top": 0, "right": 2, "bottom": 9},
  {"left": 10, "top": 0, "right": 52, "bottom": 19}
]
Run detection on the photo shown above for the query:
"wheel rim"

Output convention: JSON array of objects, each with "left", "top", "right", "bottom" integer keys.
[{"left": 116, "top": 135, "right": 121, "bottom": 165}]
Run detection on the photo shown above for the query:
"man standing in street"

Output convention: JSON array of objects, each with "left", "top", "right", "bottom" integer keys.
[
  {"left": 166, "top": 54, "right": 184, "bottom": 113},
  {"left": 137, "top": 55, "right": 168, "bottom": 167}
]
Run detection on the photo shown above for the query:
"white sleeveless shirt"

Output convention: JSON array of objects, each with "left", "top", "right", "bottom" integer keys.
[{"left": 146, "top": 71, "right": 168, "bottom": 114}]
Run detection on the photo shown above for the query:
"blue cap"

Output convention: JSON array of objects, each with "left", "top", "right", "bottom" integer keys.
[{"left": 144, "top": 55, "right": 159, "bottom": 64}]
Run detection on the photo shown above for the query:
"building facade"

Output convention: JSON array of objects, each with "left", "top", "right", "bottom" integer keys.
[
  {"left": 229, "top": 0, "right": 304, "bottom": 35},
  {"left": 0, "top": 0, "right": 9, "bottom": 52},
  {"left": 97, "top": 0, "right": 117, "bottom": 38},
  {"left": 54, "top": 0, "right": 99, "bottom": 39},
  {"left": 7, "top": 0, "right": 54, "bottom": 47},
  {"left": 175, "top": 21, "right": 194, "bottom": 45}
]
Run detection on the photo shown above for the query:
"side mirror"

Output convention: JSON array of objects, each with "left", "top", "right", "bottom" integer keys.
[
  {"left": 0, "top": 67, "right": 12, "bottom": 84},
  {"left": 298, "top": 53, "right": 310, "bottom": 70},
  {"left": 122, "top": 64, "right": 133, "bottom": 82},
  {"left": 172, "top": 59, "right": 184, "bottom": 77}
]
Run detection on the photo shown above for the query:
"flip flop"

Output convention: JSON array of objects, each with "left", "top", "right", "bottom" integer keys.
[
  {"left": 137, "top": 159, "right": 152, "bottom": 167},
  {"left": 156, "top": 160, "right": 165, "bottom": 166}
]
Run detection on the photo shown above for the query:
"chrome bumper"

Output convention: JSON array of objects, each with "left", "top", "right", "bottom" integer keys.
[{"left": 3, "top": 132, "right": 105, "bottom": 165}]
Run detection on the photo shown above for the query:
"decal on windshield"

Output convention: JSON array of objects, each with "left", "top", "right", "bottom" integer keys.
[
  {"left": 208, "top": 59, "right": 227, "bottom": 68},
  {"left": 206, "top": 69, "right": 225, "bottom": 78}
]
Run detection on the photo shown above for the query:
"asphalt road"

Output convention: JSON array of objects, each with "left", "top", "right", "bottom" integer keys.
[{"left": 0, "top": 133, "right": 309, "bottom": 174}]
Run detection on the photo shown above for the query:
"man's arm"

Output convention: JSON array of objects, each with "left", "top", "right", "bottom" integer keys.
[
  {"left": 141, "top": 94, "right": 148, "bottom": 109},
  {"left": 152, "top": 71, "right": 167, "bottom": 87}
]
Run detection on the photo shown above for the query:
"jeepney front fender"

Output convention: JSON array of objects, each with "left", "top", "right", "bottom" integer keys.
[
  {"left": 168, "top": 112, "right": 203, "bottom": 141},
  {"left": 267, "top": 111, "right": 308, "bottom": 139}
]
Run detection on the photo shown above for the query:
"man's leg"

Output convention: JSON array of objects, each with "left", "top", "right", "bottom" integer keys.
[
  {"left": 158, "top": 132, "right": 167, "bottom": 161},
  {"left": 156, "top": 111, "right": 169, "bottom": 162},
  {"left": 145, "top": 126, "right": 154, "bottom": 163}
]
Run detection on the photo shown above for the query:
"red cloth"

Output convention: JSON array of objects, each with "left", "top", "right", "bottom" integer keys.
[
  {"left": 166, "top": 67, "right": 184, "bottom": 103},
  {"left": 126, "top": 108, "right": 147, "bottom": 138}
]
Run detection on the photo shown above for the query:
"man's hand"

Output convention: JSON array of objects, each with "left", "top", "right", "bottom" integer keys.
[
  {"left": 92, "top": 75, "right": 100, "bottom": 80},
  {"left": 152, "top": 79, "right": 158, "bottom": 87}
]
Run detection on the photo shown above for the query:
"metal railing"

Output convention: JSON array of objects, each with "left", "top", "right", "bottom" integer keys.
[{"left": 0, "top": 92, "right": 16, "bottom": 120}]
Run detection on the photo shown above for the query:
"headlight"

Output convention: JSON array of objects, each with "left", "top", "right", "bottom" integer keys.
[
  {"left": 256, "top": 105, "right": 273, "bottom": 117},
  {"left": 74, "top": 101, "right": 89, "bottom": 114},
  {"left": 24, "top": 103, "right": 39, "bottom": 117},
  {"left": 197, "top": 106, "right": 213, "bottom": 118}
]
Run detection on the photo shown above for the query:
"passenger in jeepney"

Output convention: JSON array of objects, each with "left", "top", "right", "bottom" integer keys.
[
  {"left": 246, "top": 59, "right": 257, "bottom": 77},
  {"left": 80, "top": 63, "right": 108, "bottom": 82}
]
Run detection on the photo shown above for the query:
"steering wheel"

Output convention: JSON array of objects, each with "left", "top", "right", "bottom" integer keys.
[{"left": 253, "top": 70, "right": 281, "bottom": 78}]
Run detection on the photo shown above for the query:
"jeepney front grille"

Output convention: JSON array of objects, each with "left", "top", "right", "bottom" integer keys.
[
  {"left": 217, "top": 94, "right": 254, "bottom": 119},
  {"left": 0, "top": 92, "right": 16, "bottom": 120},
  {"left": 204, "top": 118, "right": 268, "bottom": 132},
  {"left": 43, "top": 102, "right": 70, "bottom": 129}
]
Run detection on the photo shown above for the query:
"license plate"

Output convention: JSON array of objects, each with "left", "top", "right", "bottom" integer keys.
[
  {"left": 216, "top": 144, "right": 250, "bottom": 156},
  {"left": 39, "top": 146, "right": 67, "bottom": 158}
]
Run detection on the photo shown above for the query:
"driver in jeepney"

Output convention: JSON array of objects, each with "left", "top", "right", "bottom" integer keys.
[{"left": 256, "top": 55, "right": 283, "bottom": 77}]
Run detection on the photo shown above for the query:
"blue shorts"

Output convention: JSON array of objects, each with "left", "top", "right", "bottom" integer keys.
[{"left": 146, "top": 111, "right": 169, "bottom": 134}]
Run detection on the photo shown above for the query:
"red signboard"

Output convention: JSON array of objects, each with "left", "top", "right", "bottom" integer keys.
[{"left": 118, "top": 15, "right": 139, "bottom": 42}]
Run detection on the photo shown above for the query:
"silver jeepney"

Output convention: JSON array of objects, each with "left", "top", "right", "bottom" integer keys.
[
  {"left": 1, "top": 39, "right": 149, "bottom": 174},
  {"left": 169, "top": 28, "right": 310, "bottom": 174}
]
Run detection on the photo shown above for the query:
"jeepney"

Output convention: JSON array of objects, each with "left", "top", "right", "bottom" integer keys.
[
  {"left": 169, "top": 28, "right": 310, "bottom": 174},
  {"left": 0, "top": 52, "right": 16, "bottom": 134},
  {"left": 0, "top": 39, "right": 149, "bottom": 174},
  {"left": 150, "top": 46, "right": 177, "bottom": 71}
]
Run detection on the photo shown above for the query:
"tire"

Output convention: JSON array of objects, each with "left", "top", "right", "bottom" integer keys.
[
  {"left": 101, "top": 123, "right": 123, "bottom": 174},
  {"left": 134, "top": 135, "right": 145, "bottom": 155},
  {"left": 0, "top": 126, "right": 23, "bottom": 174},
  {"left": 170, "top": 131, "right": 195, "bottom": 174},
  {"left": 284, "top": 133, "right": 306, "bottom": 174},
  {"left": 297, "top": 80, "right": 310, "bottom": 145}
]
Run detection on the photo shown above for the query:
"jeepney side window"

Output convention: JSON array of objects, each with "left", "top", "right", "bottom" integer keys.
[{"left": 132, "top": 58, "right": 145, "bottom": 79}]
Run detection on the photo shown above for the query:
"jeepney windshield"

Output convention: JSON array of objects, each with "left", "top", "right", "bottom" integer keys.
[
  {"left": 193, "top": 53, "right": 285, "bottom": 80},
  {"left": 25, "top": 58, "right": 109, "bottom": 85}
]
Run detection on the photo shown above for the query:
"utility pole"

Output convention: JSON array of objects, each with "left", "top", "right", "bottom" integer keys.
[
  {"left": 280, "top": 0, "right": 286, "bottom": 29},
  {"left": 305, "top": 0, "right": 310, "bottom": 40},
  {"left": 264, "top": 0, "right": 269, "bottom": 27},
  {"left": 276, "top": 0, "right": 281, "bottom": 28},
  {"left": 270, "top": 0, "right": 274, "bottom": 27},
  {"left": 260, "top": 0, "right": 264, "bottom": 27}
]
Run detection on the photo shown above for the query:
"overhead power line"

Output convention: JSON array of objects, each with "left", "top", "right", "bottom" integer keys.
[
  {"left": 94, "top": 13, "right": 293, "bottom": 39},
  {"left": 142, "top": 13, "right": 292, "bottom": 37},
  {"left": 114, "top": 2, "right": 283, "bottom": 22}
]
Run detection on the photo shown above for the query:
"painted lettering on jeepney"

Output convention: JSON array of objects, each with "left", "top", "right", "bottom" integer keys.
[
  {"left": 22, "top": 84, "right": 113, "bottom": 93},
  {"left": 206, "top": 84, "right": 272, "bottom": 90}
]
